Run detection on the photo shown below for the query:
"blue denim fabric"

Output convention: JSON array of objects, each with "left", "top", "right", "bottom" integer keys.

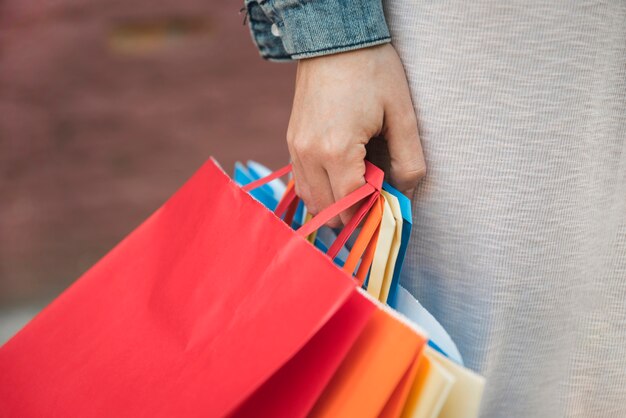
[{"left": 244, "top": 0, "right": 391, "bottom": 62}]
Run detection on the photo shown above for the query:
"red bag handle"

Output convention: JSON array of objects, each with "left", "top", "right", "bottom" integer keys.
[
  {"left": 242, "top": 162, "right": 384, "bottom": 243},
  {"left": 242, "top": 164, "right": 292, "bottom": 192},
  {"left": 324, "top": 190, "right": 378, "bottom": 259},
  {"left": 274, "top": 180, "right": 297, "bottom": 219}
]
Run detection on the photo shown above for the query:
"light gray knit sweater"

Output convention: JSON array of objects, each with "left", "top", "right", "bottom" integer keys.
[{"left": 381, "top": 1, "right": 626, "bottom": 416}]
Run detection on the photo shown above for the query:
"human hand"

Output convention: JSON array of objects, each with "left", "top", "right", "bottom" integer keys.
[{"left": 287, "top": 43, "right": 426, "bottom": 227}]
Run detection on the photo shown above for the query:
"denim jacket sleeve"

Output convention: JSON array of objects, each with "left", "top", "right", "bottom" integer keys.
[{"left": 243, "top": 0, "right": 391, "bottom": 62}]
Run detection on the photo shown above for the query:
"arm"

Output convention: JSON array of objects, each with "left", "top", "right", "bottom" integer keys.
[{"left": 244, "top": 0, "right": 426, "bottom": 226}]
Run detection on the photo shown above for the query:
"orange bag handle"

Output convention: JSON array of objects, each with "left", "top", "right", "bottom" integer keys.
[
  {"left": 355, "top": 222, "right": 381, "bottom": 285},
  {"left": 343, "top": 196, "right": 384, "bottom": 285}
]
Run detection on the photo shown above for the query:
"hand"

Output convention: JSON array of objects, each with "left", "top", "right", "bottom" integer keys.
[{"left": 287, "top": 43, "right": 426, "bottom": 227}]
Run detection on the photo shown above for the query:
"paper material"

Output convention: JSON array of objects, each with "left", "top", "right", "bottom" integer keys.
[
  {"left": 315, "top": 226, "right": 350, "bottom": 267},
  {"left": 427, "top": 347, "right": 485, "bottom": 418},
  {"left": 295, "top": 200, "right": 307, "bottom": 229},
  {"left": 234, "top": 162, "right": 279, "bottom": 209},
  {"left": 0, "top": 159, "right": 360, "bottom": 417},
  {"left": 379, "top": 350, "right": 424, "bottom": 418},
  {"left": 231, "top": 290, "right": 376, "bottom": 418},
  {"left": 246, "top": 160, "right": 287, "bottom": 198},
  {"left": 241, "top": 161, "right": 348, "bottom": 264},
  {"left": 382, "top": 182, "right": 413, "bottom": 306},
  {"left": 310, "top": 306, "right": 427, "bottom": 418},
  {"left": 394, "top": 286, "right": 464, "bottom": 366},
  {"left": 366, "top": 196, "right": 396, "bottom": 299},
  {"left": 379, "top": 190, "right": 403, "bottom": 303},
  {"left": 400, "top": 354, "right": 455, "bottom": 418},
  {"left": 304, "top": 212, "right": 317, "bottom": 243}
]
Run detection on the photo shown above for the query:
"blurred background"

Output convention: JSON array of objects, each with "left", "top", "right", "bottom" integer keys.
[{"left": 0, "top": 0, "right": 293, "bottom": 343}]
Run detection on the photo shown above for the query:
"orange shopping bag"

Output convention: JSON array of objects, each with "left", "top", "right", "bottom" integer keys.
[{"left": 310, "top": 295, "right": 428, "bottom": 418}]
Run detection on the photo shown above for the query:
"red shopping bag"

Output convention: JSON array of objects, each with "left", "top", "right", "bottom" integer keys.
[
  {"left": 0, "top": 158, "right": 384, "bottom": 417},
  {"left": 230, "top": 290, "right": 376, "bottom": 418}
]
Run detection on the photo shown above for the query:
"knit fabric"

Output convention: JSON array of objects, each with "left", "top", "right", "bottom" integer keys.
[{"left": 382, "top": 1, "right": 626, "bottom": 416}]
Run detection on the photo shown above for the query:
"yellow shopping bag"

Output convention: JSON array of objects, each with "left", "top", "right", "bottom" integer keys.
[
  {"left": 379, "top": 190, "right": 404, "bottom": 303},
  {"left": 400, "top": 350, "right": 456, "bottom": 418}
]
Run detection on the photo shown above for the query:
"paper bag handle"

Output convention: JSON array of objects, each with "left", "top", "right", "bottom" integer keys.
[
  {"left": 242, "top": 162, "right": 384, "bottom": 247},
  {"left": 342, "top": 195, "right": 384, "bottom": 284}
]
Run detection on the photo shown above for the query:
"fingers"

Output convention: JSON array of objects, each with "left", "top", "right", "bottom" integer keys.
[
  {"left": 383, "top": 99, "right": 427, "bottom": 198},
  {"left": 285, "top": 43, "right": 420, "bottom": 230},
  {"left": 325, "top": 143, "right": 367, "bottom": 226},
  {"left": 289, "top": 138, "right": 343, "bottom": 227}
]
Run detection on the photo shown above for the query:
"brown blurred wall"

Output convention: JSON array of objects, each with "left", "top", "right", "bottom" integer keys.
[{"left": 0, "top": 0, "right": 294, "bottom": 309}]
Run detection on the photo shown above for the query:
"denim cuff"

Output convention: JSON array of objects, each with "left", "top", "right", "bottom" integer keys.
[{"left": 244, "top": 0, "right": 391, "bottom": 62}]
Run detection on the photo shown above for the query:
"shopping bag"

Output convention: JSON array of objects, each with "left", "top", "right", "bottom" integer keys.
[
  {"left": 240, "top": 160, "right": 485, "bottom": 417},
  {"left": 0, "top": 157, "right": 385, "bottom": 417},
  {"left": 393, "top": 285, "right": 464, "bottom": 365},
  {"left": 246, "top": 160, "right": 287, "bottom": 199},
  {"left": 365, "top": 196, "right": 396, "bottom": 299},
  {"left": 378, "top": 190, "right": 403, "bottom": 303},
  {"left": 236, "top": 161, "right": 435, "bottom": 418},
  {"left": 236, "top": 161, "right": 351, "bottom": 264},
  {"left": 240, "top": 162, "right": 487, "bottom": 418},
  {"left": 233, "top": 161, "right": 279, "bottom": 209},
  {"left": 379, "top": 348, "right": 424, "bottom": 418},
  {"left": 309, "top": 293, "right": 427, "bottom": 418},
  {"left": 400, "top": 351, "right": 456, "bottom": 418},
  {"left": 240, "top": 160, "right": 464, "bottom": 364},
  {"left": 382, "top": 181, "right": 413, "bottom": 305},
  {"left": 427, "top": 348, "right": 485, "bottom": 418},
  {"left": 398, "top": 342, "right": 485, "bottom": 418},
  {"left": 231, "top": 290, "right": 376, "bottom": 418}
]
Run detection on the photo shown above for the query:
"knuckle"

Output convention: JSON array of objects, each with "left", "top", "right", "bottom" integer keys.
[
  {"left": 303, "top": 201, "right": 317, "bottom": 216},
  {"left": 411, "top": 164, "right": 427, "bottom": 181},
  {"left": 295, "top": 185, "right": 310, "bottom": 202},
  {"left": 401, "top": 109, "right": 419, "bottom": 126},
  {"left": 298, "top": 192, "right": 317, "bottom": 215},
  {"left": 294, "top": 183, "right": 304, "bottom": 199},
  {"left": 318, "top": 141, "right": 336, "bottom": 159},
  {"left": 355, "top": 144, "right": 367, "bottom": 160},
  {"left": 319, "top": 135, "right": 350, "bottom": 160},
  {"left": 292, "top": 137, "right": 315, "bottom": 156},
  {"left": 306, "top": 203, "right": 319, "bottom": 216},
  {"left": 286, "top": 128, "right": 297, "bottom": 146},
  {"left": 392, "top": 162, "right": 427, "bottom": 187}
]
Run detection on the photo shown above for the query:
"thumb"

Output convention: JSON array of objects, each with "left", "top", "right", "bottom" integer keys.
[{"left": 382, "top": 105, "right": 427, "bottom": 197}]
